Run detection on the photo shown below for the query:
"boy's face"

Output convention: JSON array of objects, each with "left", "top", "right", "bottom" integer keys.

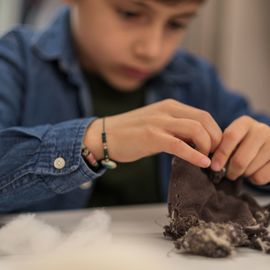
[{"left": 69, "top": 0, "right": 200, "bottom": 91}]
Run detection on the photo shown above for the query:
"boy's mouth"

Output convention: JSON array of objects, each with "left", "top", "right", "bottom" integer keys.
[{"left": 120, "top": 66, "right": 152, "bottom": 80}]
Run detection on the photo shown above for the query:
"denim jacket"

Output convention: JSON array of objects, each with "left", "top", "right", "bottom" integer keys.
[{"left": 0, "top": 7, "right": 269, "bottom": 213}]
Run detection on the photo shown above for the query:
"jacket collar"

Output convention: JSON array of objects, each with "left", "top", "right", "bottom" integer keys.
[
  {"left": 157, "top": 51, "right": 195, "bottom": 85},
  {"left": 31, "top": 7, "right": 76, "bottom": 72}
]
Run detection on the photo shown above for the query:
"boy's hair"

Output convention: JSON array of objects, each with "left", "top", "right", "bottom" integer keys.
[{"left": 155, "top": 0, "right": 205, "bottom": 5}]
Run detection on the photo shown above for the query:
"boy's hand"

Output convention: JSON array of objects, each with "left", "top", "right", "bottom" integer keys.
[
  {"left": 84, "top": 99, "right": 222, "bottom": 168},
  {"left": 211, "top": 116, "right": 270, "bottom": 185}
]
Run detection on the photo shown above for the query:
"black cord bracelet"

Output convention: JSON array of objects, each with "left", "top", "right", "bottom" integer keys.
[{"left": 101, "top": 118, "right": 117, "bottom": 169}]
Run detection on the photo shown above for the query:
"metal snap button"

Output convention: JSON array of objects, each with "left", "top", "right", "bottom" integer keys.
[{"left": 54, "top": 157, "right": 66, "bottom": 170}]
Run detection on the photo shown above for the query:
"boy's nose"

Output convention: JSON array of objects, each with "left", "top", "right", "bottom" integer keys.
[{"left": 132, "top": 26, "right": 164, "bottom": 62}]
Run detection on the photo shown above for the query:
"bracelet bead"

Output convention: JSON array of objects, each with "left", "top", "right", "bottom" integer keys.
[{"left": 100, "top": 118, "right": 117, "bottom": 169}]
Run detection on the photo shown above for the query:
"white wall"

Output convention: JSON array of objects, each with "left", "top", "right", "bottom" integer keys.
[
  {"left": 0, "top": 0, "right": 22, "bottom": 35},
  {"left": 219, "top": 0, "right": 270, "bottom": 114},
  {"left": 184, "top": 0, "right": 270, "bottom": 114}
]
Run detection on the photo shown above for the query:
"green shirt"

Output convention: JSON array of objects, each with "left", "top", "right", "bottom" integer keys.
[{"left": 84, "top": 73, "right": 161, "bottom": 207}]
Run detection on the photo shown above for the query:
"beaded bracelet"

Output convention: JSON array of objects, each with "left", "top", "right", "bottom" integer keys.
[
  {"left": 81, "top": 144, "right": 99, "bottom": 168},
  {"left": 101, "top": 117, "right": 117, "bottom": 169}
]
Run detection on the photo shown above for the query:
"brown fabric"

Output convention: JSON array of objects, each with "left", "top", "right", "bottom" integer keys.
[{"left": 164, "top": 157, "right": 270, "bottom": 258}]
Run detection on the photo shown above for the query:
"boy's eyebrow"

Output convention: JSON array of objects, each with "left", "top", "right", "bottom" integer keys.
[
  {"left": 172, "top": 12, "right": 197, "bottom": 20},
  {"left": 132, "top": 0, "right": 197, "bottom": 19}
]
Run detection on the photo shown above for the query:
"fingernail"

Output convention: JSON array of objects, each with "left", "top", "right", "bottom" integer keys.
[
  {"left": 201, "top": 157, "right": 211, "bottom": 168},
  {"left": 211, "top": 161, "right": 222, "bottom": 171}
]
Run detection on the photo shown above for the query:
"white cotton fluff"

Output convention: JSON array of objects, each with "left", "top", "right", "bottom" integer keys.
[
  {"left": 61, "top": 210, "right": 111, "bottom": 250},
  {"left": 0, "top": 211, "right": 167, "bottom": 270},
  {"left": 0, "top": 214, "right": 62, "bottom": 255}
]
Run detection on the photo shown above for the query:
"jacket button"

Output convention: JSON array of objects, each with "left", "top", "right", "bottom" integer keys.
[
  {"left": 80, "top": 181, "right": 92, "bottom": 190},
  {"left": 54, "top": 157, "right": 66, "bottom": 169}
]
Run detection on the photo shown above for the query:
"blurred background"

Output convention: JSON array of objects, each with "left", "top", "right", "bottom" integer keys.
[{"left": 0, "top": 0, "right": 269, "bottom": 113}]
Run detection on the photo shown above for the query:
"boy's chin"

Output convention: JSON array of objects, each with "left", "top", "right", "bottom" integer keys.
[{"left": 108, "top": 78, "right": 146, "bottom": 92}]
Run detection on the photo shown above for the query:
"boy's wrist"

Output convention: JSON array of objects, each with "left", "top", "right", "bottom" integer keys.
[{"left": 83, "top": 119, "right": 103, "bottom": 161}]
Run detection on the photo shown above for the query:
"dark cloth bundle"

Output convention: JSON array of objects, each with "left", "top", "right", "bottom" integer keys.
[{"left": 164, "top": 157, "right": 270, "bottom": 258}]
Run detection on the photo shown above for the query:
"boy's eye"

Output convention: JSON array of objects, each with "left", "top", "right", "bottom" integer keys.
[
  {"left": 168, "top": 21, "right": 187, "bottom": 31},
  {"left": 118, "top": 9, "right": 141, "bottom": 19}
]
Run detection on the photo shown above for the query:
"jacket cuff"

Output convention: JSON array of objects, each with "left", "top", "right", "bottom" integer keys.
[{"left": 34, "top": 117, "right": 106, "bottom": 193}]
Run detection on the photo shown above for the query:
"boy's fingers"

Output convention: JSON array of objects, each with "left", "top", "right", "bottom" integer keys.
[
  {"left": 211, "top": 120, "right": 250, "bottom": 171},
  {"left": 245, "top": 143, "right": 270, "bottom": 177},
  {"left": 161, "top": 134, "right": 211, "bottom": 168},
  {"left": 250, "top": 161, "right": 270, "bottom": 186},
  {"left": 167, "top": 119, "right": 212, "bottom": 156},
  {"left": 170, "top": 103, "right": 222, "bottom": 151},
  {"left": 225, "top": 130, "right": 265, "bottom": 180},
  {"left": 194, "top": 110, "right": 222, "bottom": 152}
]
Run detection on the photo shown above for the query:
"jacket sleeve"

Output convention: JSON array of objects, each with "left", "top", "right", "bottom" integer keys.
[{"left": 0, "top": 30, "right": 105, "bottom": 212}]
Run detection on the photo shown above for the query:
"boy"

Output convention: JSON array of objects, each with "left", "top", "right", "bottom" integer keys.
[{"left": 0, "top": 0, "right": 269, "bottom": 213}]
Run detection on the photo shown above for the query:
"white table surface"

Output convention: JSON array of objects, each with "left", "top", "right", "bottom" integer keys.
[{"left": 1, "top": 190, "right": 270, "bottom": 269}]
